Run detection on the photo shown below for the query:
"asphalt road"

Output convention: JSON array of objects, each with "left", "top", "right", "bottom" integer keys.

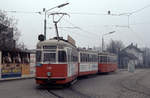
[{"left": 0, "top": 69, "right": 150, "bottom": 98}]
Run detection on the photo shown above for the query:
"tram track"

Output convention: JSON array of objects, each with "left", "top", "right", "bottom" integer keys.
[
  {"left": 36, "top": 84, "right": 92, "bottom": 98},
  {"left": 47, "top": 89, "right": 64, "bottom": 98},
  {"left": 36, "top": 85, "right": 64, "bottom": 98},
  {"left": 67, "top": 87, "right": 91, "bottom": 98}
]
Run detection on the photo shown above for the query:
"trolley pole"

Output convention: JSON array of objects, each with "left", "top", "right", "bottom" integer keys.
[
  {"left": 49, "top": 12, "right": 69, "bottom": 41},
  {"left": 102, "top": 36, "right": 104, "bottom": 52},
  {"left": 54, "top": 21, "right": 59, "bottom": 40},
  {"left": 43, "top": 3, "right": 69, "bottom": 40}
]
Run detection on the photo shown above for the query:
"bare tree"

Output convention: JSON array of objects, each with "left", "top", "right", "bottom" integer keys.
[
  {"left": 106, "top": 40, "right": 124, "bottom": 54},
  {"left": 0, "top": 10, "right": 22, "bottom": 49}
]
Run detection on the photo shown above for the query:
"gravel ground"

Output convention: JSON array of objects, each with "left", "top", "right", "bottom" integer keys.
[{"left": 0, "top": 69, "right": 150, "bottom": 98}]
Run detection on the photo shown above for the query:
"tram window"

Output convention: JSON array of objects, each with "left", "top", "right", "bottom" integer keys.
[
  {"left": 80, "top": 53, "right": 84, "bottom": 62},
  {"left": 100, "top": 56, "right": 107, "bottom": 63},
  {"left": 80, "top": 53, "right": 82, "bottom": 62},
  {"left": 107, "top": 57, "right": 110, "bottom": 63},
  {"left": 92, "top": 55, "right": 94, "bottom": 62},
  {"left": 111, "top": 57, "right": 113, "bottom": 63},
  {"left": 58, "top": 51, "right": 66, "bottom": 62},
  {"left": 93, "top": 55, "right": 97, "bottom": 62},
  {"left": 98, "top": 56, "right": 100, "bottom": 62},
  {"left": 75, "top": 56, "right": 78, "bottom": 62},
  {"left": 43, "top": 53, "right": 56, "bottom": 62},
  {"left": 85, "top": 54, "right": 88, "bottom": 62},
  {"left": 104, "top": 56, "right": 107, "bottom": 63},
  {"left": 72, "top": 55, "right": 78, "bottom": 62},
  {"left": 100, "top": 56, "right": 103, "bottom": 62},
  {"left": 82, "top": 53, "right": 85, "bottom": 62},
  {"left": 43, "top": 45, "right": 56, "bottom": 49},
  {"left": 36, "top": 51, "right": 41, "bottom": 62}
]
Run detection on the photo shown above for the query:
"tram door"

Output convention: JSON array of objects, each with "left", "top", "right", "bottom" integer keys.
[{"left": 66, "top": 48, "right": 72, "bottom": 77}]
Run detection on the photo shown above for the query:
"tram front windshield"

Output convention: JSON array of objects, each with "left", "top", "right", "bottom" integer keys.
[
  {"left": 43, "top": 53, "right": 56, "bottom": 62},
  {"left": 43, "top": 51, "right": 66, "bottom": 63}
]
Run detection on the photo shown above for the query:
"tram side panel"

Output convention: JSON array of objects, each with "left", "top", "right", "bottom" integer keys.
[
  {"left": 79, "top": 62, "right": 91, "bottom": 76},
  {"left": 67, "top": 62, "right": 78, "bottom": 82},
  {"left": 66, "top": 48, "right": 78, "bottom": 82},
  {"left": 78, "top": 52, "right": 90, "bottom": 76},
  {"left": 78, "top": 52, "right": 98, "bottom": 76},
  {"left": 98, "top": 55, "right": 109, "bottom": 73},
  {"left": 98, "top": 53, "right": 118, "bottom": 73},
  {"left": 98, "top": 63, "right": 109, "bottom": 73}
]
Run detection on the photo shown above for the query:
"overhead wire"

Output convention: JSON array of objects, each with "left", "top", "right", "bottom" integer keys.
[
  {"left": 129, "top": 4, "right": 150, "bottom": 15},
  {"left": 3, "top": 10, "right": 42, "bottom": 15},
  {"left": 3, "top": 3, "right": 150, "bottom": 47},
  {"left": 68, "top": 12, "right": 130, "bottom": 16},
  {"left": 128, "top": 26, "right": 145, "bottom": 46},
  {"left": 61, "top": 28, "right": 96, "bottom": 47},
  {"left": 63, "top": 18, "right": 100, "bottom": 36},
  {"left": 47, "top": 13, "right": 98, "bottom": 41},
  {"left": 68, "top": 12, "right": 107, "bottom": 16},
  {"left": 125, "top": 4, "right": 150, "bottom": 47},
  {"left": 130, "top": 22, "right": 150, "bottom": 25}
]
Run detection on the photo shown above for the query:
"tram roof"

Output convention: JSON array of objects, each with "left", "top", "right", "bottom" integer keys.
[
  {"left": 78, "top": 48, "right": 98, "bottom": 54},
  {"left": 98, "top": 52, "right": 117, "bottom": 56},
  {"left": 37, "top": 38, "right": 76, "bottom": 48}
]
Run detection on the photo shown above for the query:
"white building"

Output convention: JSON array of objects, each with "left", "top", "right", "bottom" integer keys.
[{"left": 120, "top": 43, "right": 143, "bottom": 68}]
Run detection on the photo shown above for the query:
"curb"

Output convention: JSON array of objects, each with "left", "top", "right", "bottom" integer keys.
[{"left": 0, "top": 75, "right": 35, "bottom": 82}]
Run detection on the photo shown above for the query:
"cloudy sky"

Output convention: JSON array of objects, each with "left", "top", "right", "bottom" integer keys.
[{"left": 0, "top": 0, "right": 150, "bottom": 49}]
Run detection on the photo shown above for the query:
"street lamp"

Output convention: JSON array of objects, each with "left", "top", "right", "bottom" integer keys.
[
  {"left": 102, "top": 31, "right": 115, "bottom": 52},
  {"left": 43, "top": 3, "right": 69, "bottom": 40}
]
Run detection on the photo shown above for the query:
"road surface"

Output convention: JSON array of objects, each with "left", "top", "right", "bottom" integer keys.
[{"left": 0, "top": 69, "right": 150, "bottom": 98}]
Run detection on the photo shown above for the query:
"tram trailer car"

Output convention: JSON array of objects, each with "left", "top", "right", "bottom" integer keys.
[
  {"left": 98, "top": 52, "right": 118, "bottom": 73},
  {"left": 78, "top": 48, "right": 98, "bottom": 76},
  {"left": 35, "top": 37, "right": 78, "bottom": 85}
]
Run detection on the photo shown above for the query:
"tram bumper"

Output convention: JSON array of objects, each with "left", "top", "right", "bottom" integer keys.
[{"left": 35, "top": 77, "right": 66, "bottom": 84}]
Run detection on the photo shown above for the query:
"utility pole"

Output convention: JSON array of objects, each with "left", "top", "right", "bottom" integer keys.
[
  {"left": 101, "top": 31, "right": 115, "bottom": 52},
  {"left": 102, "top": 36, "right": 104, "bottom": 52}
]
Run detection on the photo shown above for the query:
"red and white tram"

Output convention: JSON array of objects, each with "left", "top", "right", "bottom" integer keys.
[
  {"left": 35, "top": 37, "right": 118, "bottom": 85},
  {"left": 98, "top": 52, "right": 118, "bottom": 73},
  {"left": 35, "top": 37, "right": 78, "bottom": 85},
  {"left": 78, "top": 48, "right": 98, "bottom": 76}
]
